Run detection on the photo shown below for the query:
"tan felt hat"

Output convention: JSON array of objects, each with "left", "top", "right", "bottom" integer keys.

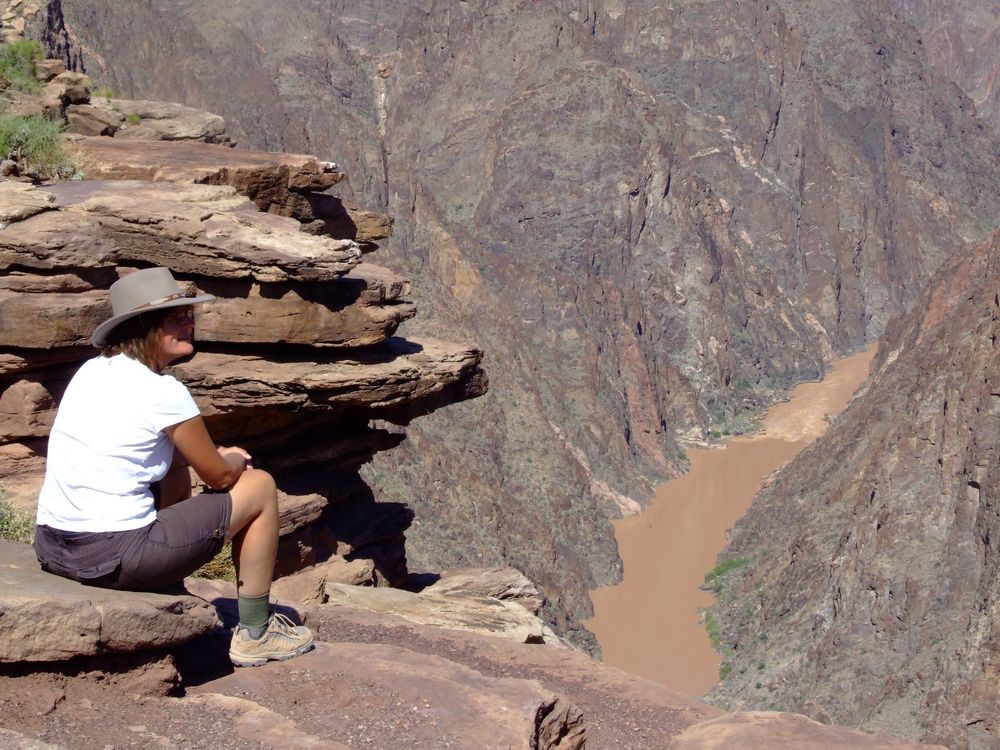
[{"left": 91, "top": 267, "right": 215, "bottom": 347}]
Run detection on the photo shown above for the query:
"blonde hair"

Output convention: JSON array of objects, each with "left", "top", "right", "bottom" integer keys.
[{"left": 100, "top": 309, "right": 171, "bottom": 371}]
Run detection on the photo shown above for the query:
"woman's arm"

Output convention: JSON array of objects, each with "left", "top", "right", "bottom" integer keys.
[{"left": 164, "top": 415, "right": 247, "bottom": 491}]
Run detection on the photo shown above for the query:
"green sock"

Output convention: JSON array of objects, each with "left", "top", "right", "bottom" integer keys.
[{"left": 237, "top": 592, "right": 270, "bottom": 638}]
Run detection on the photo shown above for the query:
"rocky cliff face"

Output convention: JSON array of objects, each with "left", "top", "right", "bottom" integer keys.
[
  {"left": 709, "top": 230, "right": 1000, "bottom": 749},
  {"left": 0, "top": 106, "right": 485, "bottom": 585},
  {"left": 888, "top": 0, "right": 1000, "bottom": 133},
  {"left": 41, "top": 0, "right": 1000, "bottom": 642}
]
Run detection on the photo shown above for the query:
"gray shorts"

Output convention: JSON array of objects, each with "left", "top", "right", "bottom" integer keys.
[{"left": 34, "top": 492, "right": 232, "bottom": 591}]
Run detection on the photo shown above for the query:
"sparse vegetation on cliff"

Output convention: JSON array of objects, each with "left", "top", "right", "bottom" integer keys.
[
  {"left": 0, "top": 40, "right": 44, "bottom": 94},
  {"left": 0, "top": 494, "right": 34, "bottom": 544},
  {"left": 0, "top": 113, "right": 75, "bottom": 177},
  {"left": 703, "top": 556, "right": 749, "bottom": 594},
  {"left": 92, "top": 84, "right": 114, "bottom": 102}
]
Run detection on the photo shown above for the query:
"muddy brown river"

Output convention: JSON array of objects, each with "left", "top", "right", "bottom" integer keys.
[{"left": 586, "top": 345, "right": 877, "bottom": 697}]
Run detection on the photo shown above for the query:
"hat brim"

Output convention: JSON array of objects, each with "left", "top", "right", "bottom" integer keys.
[{"left": 91, "top": 293, "right": 216, "bottom": 348}]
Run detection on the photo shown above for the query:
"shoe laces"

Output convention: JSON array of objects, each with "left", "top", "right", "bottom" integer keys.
[{"left": 267, "top": 612, "right": 301, "bottom": 638}]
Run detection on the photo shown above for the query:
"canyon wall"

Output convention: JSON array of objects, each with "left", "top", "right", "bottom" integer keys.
[
  {"left": 710, "top": 230, "right": 1000, "bottom": 749},
  {"left": 43, "top": 0, "right": 1000, "bottom": 641},
  {"left": 888, "top": 0, "right": 1000, "bottom": 133}
]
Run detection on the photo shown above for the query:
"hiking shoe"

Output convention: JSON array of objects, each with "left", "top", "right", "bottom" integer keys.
[{"left": 229, "top": 612, "right": 315, "bottom": 667}]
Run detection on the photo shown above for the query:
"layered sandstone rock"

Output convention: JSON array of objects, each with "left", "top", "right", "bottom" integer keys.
[
  {"left": 0, "top": 139, "right": 484, "bottom": 586},
  {"left": 710, "top": 231, "right": 1000, "bottom": 748}
]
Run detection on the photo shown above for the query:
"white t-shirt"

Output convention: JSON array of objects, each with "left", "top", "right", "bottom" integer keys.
[{"left": 36, "top": 354, "right": 201, "bottom": 532}]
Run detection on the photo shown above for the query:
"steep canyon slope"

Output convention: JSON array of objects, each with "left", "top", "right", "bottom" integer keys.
[
  {"left": 888, "top": 0, "right": 1000, "bottom": 133},
  {"left": 47, "top": 0, "right": 1000, "bottom": 640},
  {"left": 710, "top": 230, "right": 1000, "bottom": 749}
]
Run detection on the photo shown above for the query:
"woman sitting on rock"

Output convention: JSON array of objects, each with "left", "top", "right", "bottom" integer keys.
[{"left": 33, "top": 267, "right": 313, "bottom": 667}]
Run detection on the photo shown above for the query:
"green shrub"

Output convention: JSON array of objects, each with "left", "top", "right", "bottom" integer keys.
[
  {"left": 0, "top": 495, "right": 34, "bottom": 544},
  {"left": 124, "top": 112, "right": 141, "bottom": 126},
  {"left": 703, "top": 556, "right": 749, "bottom": 594},
  {"left": 703, "top": 609, "right": 735, "bottom": 680},
  {"left": 0, "top": 40, "right": 44, "bottom": 94},
  {"left": 0, "top": 113, "right": 76, "bottom": 178},
  {"left": 92, "top": 84, "right": 114, "bottom": 101}
]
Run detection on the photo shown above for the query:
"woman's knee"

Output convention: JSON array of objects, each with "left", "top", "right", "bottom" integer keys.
[
  {"left": 233, "top": 469, "right": 276, "bottom": 501},
  {"left": 228, "top": 469, "right": 278, "bottom": 533}
]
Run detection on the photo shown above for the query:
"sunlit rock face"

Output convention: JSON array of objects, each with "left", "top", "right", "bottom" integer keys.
[
  {"left": 47, "top": 0, "right": 1000, "bottom": 643},
  {"left": 711, "top": 230, "right": 1000, "bottom": 749}
]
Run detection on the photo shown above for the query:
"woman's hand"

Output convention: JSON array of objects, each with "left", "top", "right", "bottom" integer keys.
[{"left": 218, "top": 445, "right": 254, "bottom": 471}]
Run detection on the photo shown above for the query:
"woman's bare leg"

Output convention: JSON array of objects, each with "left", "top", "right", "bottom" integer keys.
[{"left": 227, "top": 468, "right": 278, "bottom": 598}]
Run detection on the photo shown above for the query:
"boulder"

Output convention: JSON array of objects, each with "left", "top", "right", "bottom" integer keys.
[
  {"left": 270, "top": 557, "right": 377, "bottom": 604},
  {"left": 96, "top": 98, "right": 230, "bottom": 144},
  {"left": 323, "top": 582, "right": 565, "bottom": 646},
  {"left": 50, "top": 70, "right": 91, "bottom": 103},
  {"left": 0, "top": 539, "right": 220, "bottom": 662},
  {"left": 65, "top": 103, "right": 124, "bottom": 136},
  {"left": 35, "top": 58, "right": 65, "bottom": 81},
  {"left": 427, "top": 566, "right": 545, "bottom": 615}
]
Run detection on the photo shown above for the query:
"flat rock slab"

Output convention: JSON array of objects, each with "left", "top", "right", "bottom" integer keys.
[
  {"left": 0, "top": 181, "right": 362, "bottom": 284},
  {"left": 324, "top": 581, "right": 564, "bottom": 646},
  {"left": 0, "top": 539, "right": 219, "bottom": 662},
  {"left": 427, "top": 566, "right": 544, "bottom": 615},
  {"left": 191, "top": 641, "right": 586, "bottom": 749},
  {"left": 0, "top": 182, "right": 57, "bottom": 224},
  {"left": 669, "top": 711, "right": 947, "bottom": 749},
  {"left": 74, "top": 136, "right": 343, "bottom": 192},
  {"left": 179, "top": 336, "right": 486, "bottom": 422},
  {"left": 96, "top": 99, "right": 228, "bottom": 143}
]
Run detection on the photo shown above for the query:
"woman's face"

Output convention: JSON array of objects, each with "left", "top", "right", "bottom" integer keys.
[{"left": 155, "top": 306, "right": 196, "bottom": 370}]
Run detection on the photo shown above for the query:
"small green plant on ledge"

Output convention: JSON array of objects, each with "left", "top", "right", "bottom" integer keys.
[
  {"left": 0, "top": 40, "right": 44, "bottom": 94},
  {"left": 124, "top": 112, "right": 142, "bottom": 127},
  {"left": 0, "top": 112, "right": 77, "bottom": 178},
  {"left": 92, "top": 84, "right": 114, "bottom": 103},
  {"left": 0, "top": 493, "right": 35, "bottom": 544}
]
